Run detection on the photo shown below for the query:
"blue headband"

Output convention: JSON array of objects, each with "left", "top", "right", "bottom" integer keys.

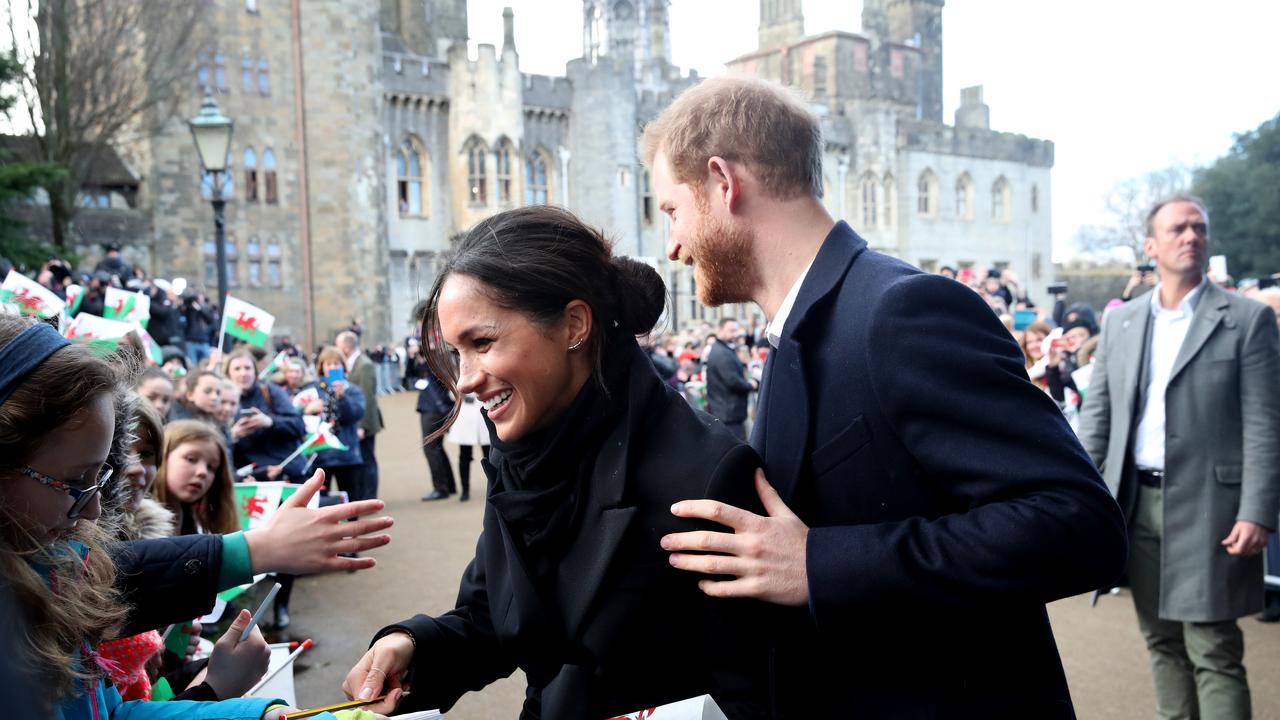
[{"left": 0, "top": 322, "right": 72, "bottom": 407}]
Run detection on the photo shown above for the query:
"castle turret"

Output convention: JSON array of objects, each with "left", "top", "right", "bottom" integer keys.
[
  {"left": 886, "top": 0, "right": 943, "bottom": 122},
  {"left": 758, "top": 0, "right": 804, "bottom": 50}
]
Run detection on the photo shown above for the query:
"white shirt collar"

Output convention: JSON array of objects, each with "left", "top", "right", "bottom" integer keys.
[
  {"left": 767, "top": 259, "right": 815, "bottom": 348},
  {"left": 344, "top": 349, "right": 360, "bottom": 371},
  {"left": 1149, "top": 277, "right": 1208, "bottom": 319}
]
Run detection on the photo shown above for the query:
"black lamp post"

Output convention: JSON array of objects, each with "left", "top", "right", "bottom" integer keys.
[{"left": 187, "top": 90, "right": 235, "bottom": 312}]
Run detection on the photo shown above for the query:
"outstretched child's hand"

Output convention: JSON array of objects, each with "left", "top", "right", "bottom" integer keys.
[{"left": 204, "top": 609, "right": 271, "bottom": 699}]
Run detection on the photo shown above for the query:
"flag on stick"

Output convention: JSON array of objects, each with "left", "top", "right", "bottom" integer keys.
[
  {"left": 259, "top": 349, "right": 289, "bottom": 380},
  {"left": 104, "top": 287, "right": 151, "bottom": 327},
  {"left": 64, "top": 284, "right": 85, "bottom": 315},
  {"left": 291, "top": 386, "right": 320, "bottom": 410},
  {"left": 0, "top": 270, "right": 66, "bottom": 319},
  {"left": 300, "top": 423, "right": 349, "bottom": 456},
  {"left": 221, "top": 295, "right": 275, "bottom": 348},
  {"left": 63, "top": 313, "right": 137, "bottom": 355}
]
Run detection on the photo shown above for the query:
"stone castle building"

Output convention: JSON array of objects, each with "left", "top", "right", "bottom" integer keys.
[{"left": 112, "top": 0, "right": 1051, "bottom": 347}]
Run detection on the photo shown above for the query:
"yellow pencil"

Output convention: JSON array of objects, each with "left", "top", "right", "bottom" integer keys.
[{"left": 283, "top": 691, "right": 407, "bottom": 719}]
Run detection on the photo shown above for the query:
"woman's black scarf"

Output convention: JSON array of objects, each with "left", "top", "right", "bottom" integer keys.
[{"left": 487, "top": 331, "right": 635, "bottom": 582}]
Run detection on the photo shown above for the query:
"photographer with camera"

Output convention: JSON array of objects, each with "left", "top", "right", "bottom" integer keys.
[
  {"left": 182, "top": 291, "right": 215, "bottom": 366},
  {"left": 1121, "top": 262, "right": 1159, "bottom": 302}
]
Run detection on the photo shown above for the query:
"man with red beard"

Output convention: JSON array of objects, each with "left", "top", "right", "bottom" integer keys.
[{"left": 647, "top": 76, "right": 1128, "bottom": 718}]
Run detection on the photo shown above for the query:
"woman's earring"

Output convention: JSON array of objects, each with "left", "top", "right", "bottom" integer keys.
[{"left": 568, "top": 339, "right": 584, "bottom": 351}]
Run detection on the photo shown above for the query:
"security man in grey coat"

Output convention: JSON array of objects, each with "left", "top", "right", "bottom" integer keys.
[{"left": 1078, "top": 194, "right": 1280, "bottom": 719}]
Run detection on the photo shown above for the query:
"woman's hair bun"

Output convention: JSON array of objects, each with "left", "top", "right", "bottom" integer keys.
[{"left": 612, "top": 257, "right": 666, "bottom": 335}]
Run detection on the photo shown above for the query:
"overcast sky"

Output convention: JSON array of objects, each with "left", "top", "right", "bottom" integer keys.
[{"left": 467, "top": 0, "right": 1280, "bottom": 261}]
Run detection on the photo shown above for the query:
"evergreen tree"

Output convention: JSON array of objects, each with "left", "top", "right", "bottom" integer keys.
[{"left": 1194, "top": 113, "right": 1280, "bottom": 279}]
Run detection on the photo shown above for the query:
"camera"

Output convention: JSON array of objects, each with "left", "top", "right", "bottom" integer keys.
[
  {"left": 1136, "top": 263, "right": 1156, "bottom": 274},
  {"left": 1258, "top": 277, "right": 1280, "bottom": 291},
  {"left": 1046, "top": 282, "right": 1068, "bottom": 296}
]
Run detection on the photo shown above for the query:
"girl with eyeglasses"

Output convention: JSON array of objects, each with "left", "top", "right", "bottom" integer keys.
[{"left": 0, "top": 314, "right": 383, "bottom": 719}]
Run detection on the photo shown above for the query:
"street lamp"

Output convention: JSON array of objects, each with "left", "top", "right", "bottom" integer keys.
[{"left": 188, "top": 90, "right": 235, "bottom": 314}]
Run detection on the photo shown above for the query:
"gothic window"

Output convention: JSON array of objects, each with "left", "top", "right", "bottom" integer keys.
[
  {"left": 495, "top": 140, "right": 515, "bottom": 205},
  {"left": 916, "top": 169, "right": 937, "bottom": 218},
  {"left": 244, "top": 147, "right": 258, "bottom": 202},
  {"left": 992, "top": 176, "right": 1011, "bottom": 223},
  {"left": 955, "top": 173, "right": 973, "bottom": 221},
  {"left": 465, "top": 138, "right": 488, "bottom": 206},
  {"left": 267, "top": 239, "right": 283, "bottom": 287},
  {"left": 813, "top": 56, "right": 828, "bottom": 100},
  {"left": 196, "top": 53, "right": 209, "bottom": 89},
  {"left": 223, "top": 235, "right": 240, "bottom": 288},
  {"left": 882, "top": 173, "right": 896, "bottom": 228},
  {"left": 202, "top": 240, "right": 217, "bottom": 287},
  {"left": 525, "top": 149, "right": 550, "bottom": 205},
  {"left": 1031, "top": 184, "right": 1039, "bottom": 213},
  {"left": 247, "top": 236, "right": 262, "bottom": 287},
  {"left": 214, "top": 53, "right": 227, "bottom": 92},
  {"left": 641, "top": 169, "right": 654, "bottom": 225},
  {"left": 263, "top": 148, "right": 278, "bottom": 204},
  {"left": 257, "top": 58, "right": 270, "bottom": 95},
  {"left": 859, "top": 174, "right": 878, "bottom": 229},
  {"left": 396, "top": 136, "right": 426, "bottom": 216},
  {"left": 241, "top": 55, "right": 253, "bottom": 92}
]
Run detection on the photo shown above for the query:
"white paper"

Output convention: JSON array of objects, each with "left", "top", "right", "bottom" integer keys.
[
  {"left": 389, "top": 712, "right": 443, "bottom": 720},
  {"left": 609, "top": 694, "right": 728, "bottom": 720}
]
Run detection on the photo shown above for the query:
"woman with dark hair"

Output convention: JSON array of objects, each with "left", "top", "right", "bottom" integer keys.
[{"left": 342, "top": 206, "right": 768, "bottom": 719}]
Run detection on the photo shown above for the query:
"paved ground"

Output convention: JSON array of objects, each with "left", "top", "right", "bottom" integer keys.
[{"left": 289, "top": 392, "right": 1280, "bottom": 719}]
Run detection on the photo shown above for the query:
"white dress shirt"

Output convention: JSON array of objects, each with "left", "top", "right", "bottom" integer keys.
[
  {"left": 766, "top": 259, "right": 815, "bottom": 348},
  {"left": 1133, "top": 278, "right": 1208, "bottom": 471}
]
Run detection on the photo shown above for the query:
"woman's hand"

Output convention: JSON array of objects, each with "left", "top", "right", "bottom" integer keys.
[
  {"left": 304, "top": 399, "right": 325, "bottom": 415},
  {"left": 331, "top": 381, "right": 347, "bottom": 399},
  {"left": 204, "top": 609, "right": 271, "bottom": 700},
  {"left": 184, "top": 621, "right": 202, "bottom": 662},
  {"left": 341, "top": 632, "right": 414, "bottom": 713},
  {"left": 244, "top": 469, "right": 394, "bottom": 575},
  {"left": 265, "top": 465, "right": 284, "bottom": 480}
]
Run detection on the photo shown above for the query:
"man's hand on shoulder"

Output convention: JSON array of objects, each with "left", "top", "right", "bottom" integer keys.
[{"left": 661, "top": 469, "right": 810, "bottom": 606}]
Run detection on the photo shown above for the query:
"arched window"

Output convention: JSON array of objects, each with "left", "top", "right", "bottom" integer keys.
[
  {"left": 247, "top": 235, "right": 262, "bottom": 287},
  {"left": 196, "top": 53, "right": 210, "bottom": 89},
  {"left": 955, "top": 173, "right": 973, "bottom": 221},
  {"left": 266, "top": 239, "right": 283, "bottom": 287},
  {"left": 1030, "top": 184, "right": 1039, "bottom": 213},
  {"left": 257, "top": 58, "right": 270, "bottom": 95},
  {"left": 494, "top": 139, "right": 515, "bottom": 205},
  {"left": 243, "top": 147, "right": 258, "bottom": 202},
  {"left": 396, "top": 137, "right": 426, "bottom": 216},
  {"left": 641, "top": 168, "right": 653, "bottom": 224},
  {"left": 916, "top": 169, "right": 937, "bottom": 218},
  {"left": 465, "top": 138, "right": 488, "bottom": 206},
  {"left": 859, "top": 174, "right": 878, "bottom": 229},
  {"left": 526, "top": 149, "right": 550, "bottom": 205},
  {"left": 882, "top": 173, "right": 896, "bottom": 228},
  {"left": 992, "top": 176, "right": 1010, "bottom": 223},
  {"left": 263, "top": 148, "right": 278, "bottom": 204},
  {"left": 214, "top": 53, "right": 227, "bottom": 91},
  {"left": 241, "top": 55, "right": 253, "bottom": 92}
]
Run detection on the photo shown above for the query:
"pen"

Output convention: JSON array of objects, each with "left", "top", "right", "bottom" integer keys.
[{"left": 245, "top": 638, "right": 312, "bottom": 696}]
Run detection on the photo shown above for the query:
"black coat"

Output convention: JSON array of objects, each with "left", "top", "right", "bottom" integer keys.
[
  {"left": 751, "top": 222, "right": 1128, "bottom": 718},
  {"left": 378, "top": 342, "right": 770, "bottom": 720},
  {"left": 147, "top": 288, "right": 183, "bottom": 346},
  {"left": 108, "top": 534, "right": 227, "bottom": 636},
  {"left": 704, "top": 338, "right": 752, "bottom": 425}
]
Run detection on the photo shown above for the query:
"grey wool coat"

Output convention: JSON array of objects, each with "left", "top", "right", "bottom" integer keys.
[{"left": 1078, "top": 280, "right": 1280, "bottom": 622}]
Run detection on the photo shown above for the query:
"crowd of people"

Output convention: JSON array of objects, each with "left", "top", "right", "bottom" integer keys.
[{"left": 3, "top": 73, "right": 1278, "bottom": 720}]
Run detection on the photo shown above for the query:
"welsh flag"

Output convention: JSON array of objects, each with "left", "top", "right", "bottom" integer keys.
[
  {"left": 291, "top": 386, "right": 320, "bottom": 410},
  {"left": 131, "top": 322, "right": 165, "bottom": 365},
  {"left": 222, "top": 295, "right": 274, "bottom": 347},
  {"left": 0, "top": 270, "right": 66, "bottom": 319},
  {"left": 64, "top": 284, "right": 85, "bottom": 316},
  {"left": 300, "top": 422, "right": 348, "bottom": 456},
  {"left": 233, "top": 481, "right": 317, "bottom": 531},
  {"left": 259, "top": 349, "right": 288, "bottom": 379},
  {"left": 104, "top": 286, "right": 151, "bottom": 327},
  {"left": 63, "top": 313, "right": 137, "bottom": 355}
]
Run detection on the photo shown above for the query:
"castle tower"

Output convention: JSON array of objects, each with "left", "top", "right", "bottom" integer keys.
[
  {"left": 758, "top": 0, "right": 804, "bottom": 50},
  {"left": 385, "top": 0, "right": 467, "bottom": 57},
  {"left": 885, "top": 0, "right": 944, "bottom": 122},
  {"left": 583, "top": 0, "right": 641, "bottom": 66},
  {"left": 637, "top": 0, "right": 673, "bottom": 87}
]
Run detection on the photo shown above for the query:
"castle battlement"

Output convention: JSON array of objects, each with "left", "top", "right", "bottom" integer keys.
[
  {"left": 523, "top": 74, "right": 573, "bottom": 110},
  {"left": 899, "top": 119, "right": 1055, "bottom": 168}
]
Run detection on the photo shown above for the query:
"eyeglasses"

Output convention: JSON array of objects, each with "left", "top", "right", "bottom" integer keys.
[{"left": 20, "top": 464, "right": 114, "bottom": 520}]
